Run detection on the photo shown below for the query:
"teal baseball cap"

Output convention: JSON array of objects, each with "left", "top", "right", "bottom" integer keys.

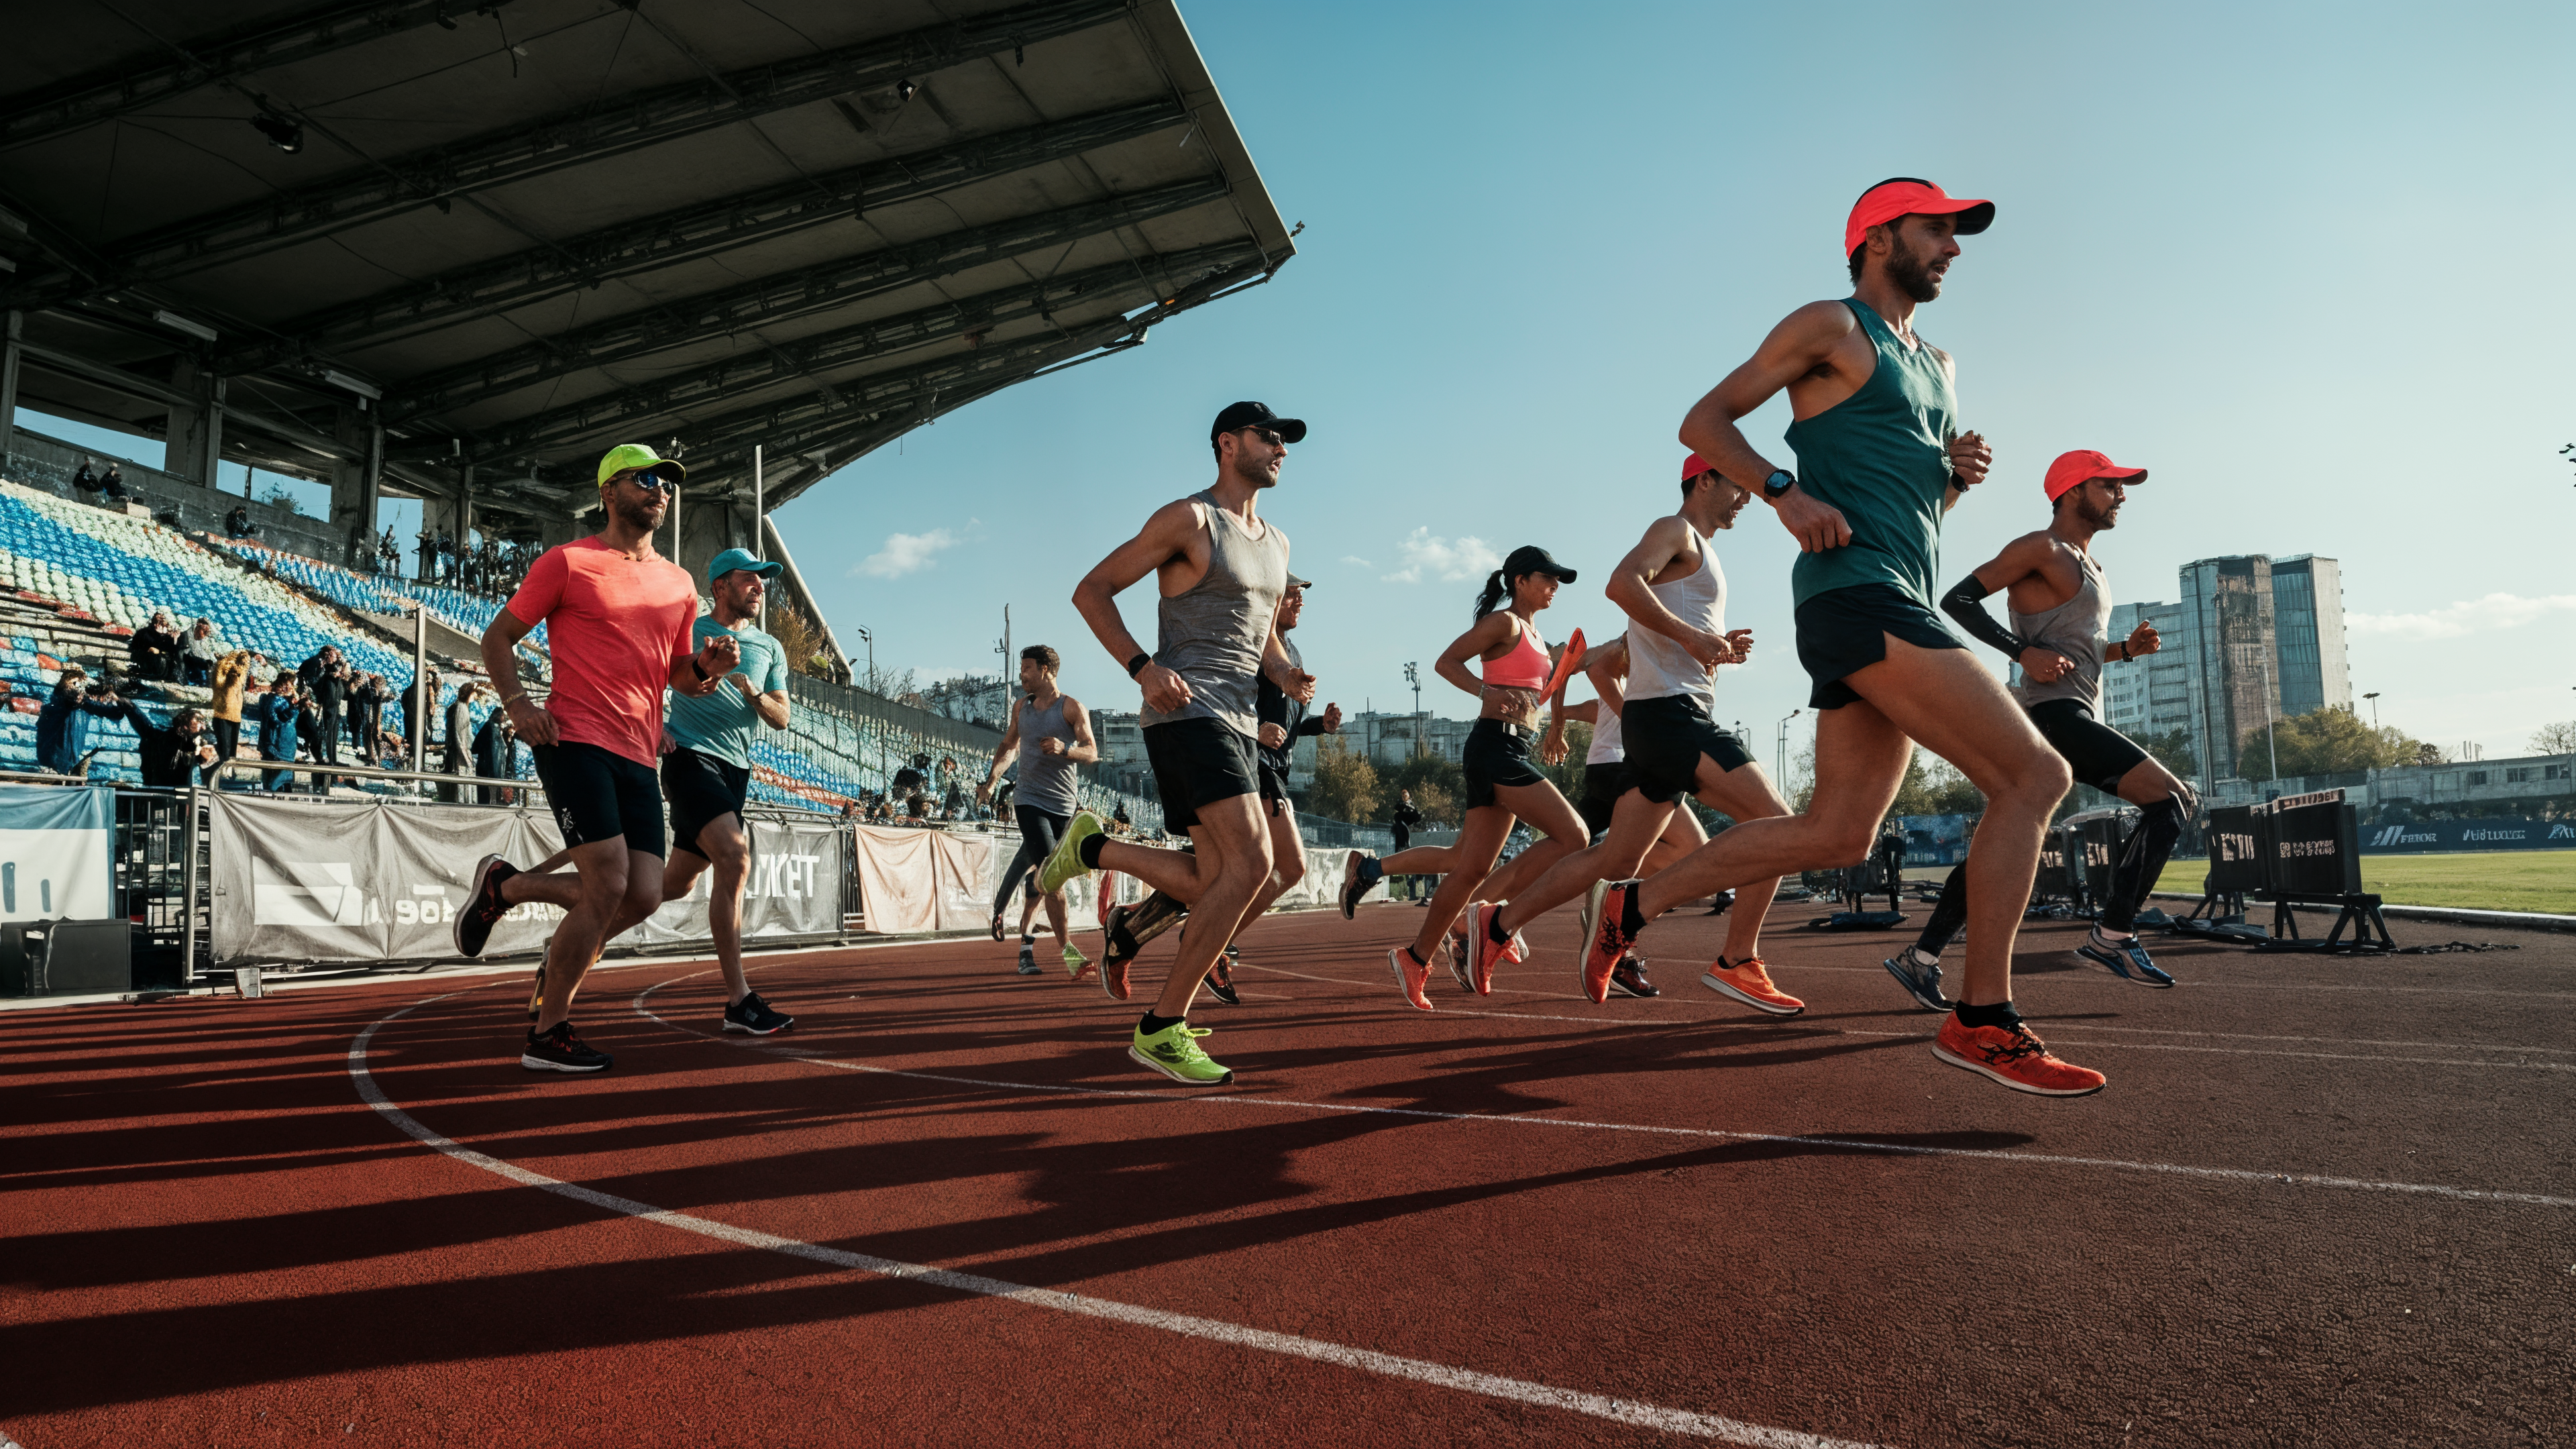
[{"left": 707, "top": 546, "right": 782, "bottom": 583}]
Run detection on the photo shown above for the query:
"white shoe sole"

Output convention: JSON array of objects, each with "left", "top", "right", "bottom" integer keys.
[
  {"left": 519, "top": 1053, "right": 608, "bottom": 1073},
  {"left": 1931, "top": 1042, "right": 2106, "bottom": 1097},
  {"left": 1699, "top": 970, "right": 1805, "bottom": 1016},
  {"left": 1127, "top": 1044, "right": 1232, "bottom": 1085},
  {"left": 722, "top": 1019, "right": 788, "bottom": 1035}
]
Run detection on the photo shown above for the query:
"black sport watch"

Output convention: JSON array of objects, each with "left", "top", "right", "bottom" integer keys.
[{"left": 1761, "top": 469, "right": 1796, "bottom": 500}]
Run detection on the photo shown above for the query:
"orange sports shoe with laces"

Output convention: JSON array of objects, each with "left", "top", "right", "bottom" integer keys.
[
  {"left": 1699, "top": 957, "right": 1805, "bottom": 1016},
  {"left": 1932, "top": 1013, "right": 2106, "bottom": 1097}
]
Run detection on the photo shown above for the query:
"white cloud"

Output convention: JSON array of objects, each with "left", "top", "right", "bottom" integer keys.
[
  {"left": 1381, "top": 527, "right": 1501, "bottom": 585},
  {"left": 2347, "top": 592, "right": 2576, "bottom": 641},
  {"left": 855, "top": 527, "right": 964, "bottom": 579},
  {"left": 1340, "top": 554, "right": 1374, "bottom": 568}
]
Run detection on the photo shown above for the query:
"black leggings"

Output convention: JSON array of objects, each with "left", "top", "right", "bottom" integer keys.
[
  {"left": 993, "top": 804, "right": 1073, "bottom": 920},
  {"left": 1915, "top": 799, "right": 2186, "bottom": 952}
]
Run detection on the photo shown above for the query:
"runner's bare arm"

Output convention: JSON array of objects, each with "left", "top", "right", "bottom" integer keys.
[
  {"left": 1260, "top": 614, "right": 1316, "bottom": 704},
  {"left": 750, "top": 687, "right": 790, "bottom": 729},
  {"left": 1071, "top": 499, "right": 1203, "bottom": 714},
  {"left": 1678, "top": 301, "right": 1862, "bottom": 552},
  {"left": 1583, "top": 642, "right": 1627, "bottom": 720},
  {"left": 1434, "top": 612, "right": 1517, "bottom": 697},
  {"left": 1061, "top": 696, "right": 1101, "bottom": 765},
  {"left": 983, "top": 698, "right": 1022, "bottom": 796},
  {"left": 1604, "top": 517, "right": 1737, "bottom": 669},
  {"left": 667, "top": 636, "right": 731, "bottom": 698},
  {"left": 1941, "top": 535, "right": 2072, "bottom": 682},
  {"left": 480, "top": 609, "right": 556, "bottom": 747}
]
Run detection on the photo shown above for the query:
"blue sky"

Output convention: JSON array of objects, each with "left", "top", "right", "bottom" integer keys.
[{"left": 36, "top": 1, "right": 2575, "bottom": 766}]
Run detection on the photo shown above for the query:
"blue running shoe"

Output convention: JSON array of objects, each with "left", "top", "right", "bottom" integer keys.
[
  {"left": 1880, "top": 947, "right": 1953, "bottom": 1013},
  {"left": 2077, "top": 934, "right": 2176, "bottom": 987}
]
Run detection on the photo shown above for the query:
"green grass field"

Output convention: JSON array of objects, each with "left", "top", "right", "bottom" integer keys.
[{"left": 2150, "top": 850, "right": 2576, "bottom": 915}]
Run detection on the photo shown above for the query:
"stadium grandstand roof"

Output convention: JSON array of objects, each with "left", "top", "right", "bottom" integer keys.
[{"left": 0, "top": 0, "right": 1293, "bottom": 543}]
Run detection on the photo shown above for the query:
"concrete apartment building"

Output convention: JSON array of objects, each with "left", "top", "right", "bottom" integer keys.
[{"left": 2102, "top": 553, "right": 2350, "bottom": 789}]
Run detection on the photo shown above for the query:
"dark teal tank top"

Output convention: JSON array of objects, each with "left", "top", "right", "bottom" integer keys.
[{"left": 1781, "top": 299, "right": 1960, "bottom": 609}]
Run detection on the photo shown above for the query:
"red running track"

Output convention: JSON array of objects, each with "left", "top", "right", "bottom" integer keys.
[{"left": 3, "top": 898, "right": 2571, "bottom": 1447}]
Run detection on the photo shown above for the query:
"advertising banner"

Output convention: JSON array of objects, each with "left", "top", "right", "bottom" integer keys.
[
  {"left": 1892, "top": 814, "right": 1971, "bottom": 868},
  {"left": 0, "top": 784, "right": 113, "bottom": 922},
  {"left": 2360, "top": 817, "right": 2576, "bottom": 854}
]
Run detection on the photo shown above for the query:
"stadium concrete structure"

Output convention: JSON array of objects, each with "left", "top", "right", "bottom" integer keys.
[
  {"left": 2102, "top": 552, "right": 2350, "bottom": 789},
  {"left": 0, "top": 0, "right": 1296, "bottom": 668}
]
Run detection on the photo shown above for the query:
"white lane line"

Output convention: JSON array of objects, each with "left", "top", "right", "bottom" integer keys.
[
  {"left": 1232, "top": 964, "right": 2575, "bottom": 1069},
  {"left": 626, "top": 977, "right": 2576, "bottom": 1212},
  {"left": 352, "top": 994, "right": 1878, "bottom": 1449}
]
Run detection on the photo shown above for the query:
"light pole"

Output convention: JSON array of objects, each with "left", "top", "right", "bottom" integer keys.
[
  {"left": 1404, "top": 661, "right": 1422, "bottom": 759},
  {"left": 2363, "top": 691, "right": 2379, "bottom": 727},
  {"left": 1776, "top": 709, "right": 1801, "bottom": 793},
  {"left": 2261, "top": 659, "right": 2279, "bottom": 782}
]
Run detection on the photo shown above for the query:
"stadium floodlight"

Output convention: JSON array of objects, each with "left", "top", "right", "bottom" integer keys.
[
  {"left": 152, "top": 309, "right": 217, "bottom": 342},
  {"left": 321, "top": 368, "right": 381, "bottom": 400},
  {"left": 250, "top": 112, "right": 305, "bottom": 154}
]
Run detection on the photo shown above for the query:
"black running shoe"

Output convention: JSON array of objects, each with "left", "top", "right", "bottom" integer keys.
[
  {"left": 521, "top": 1020, "right": 612, "bottom": 1073},
  {"left": 722, "top": 991, "right": 794, "bottom": 1035},
  {"left": 1609, "top": 957, "right": 1658, "bottom": 998},
  {"left": 456, "top": 854, "right": 518, "bottom": 958},
  {"left": 1225, "top": 943, "right": 1240, "bottom": 961},
  {"left": 1704, "top": 889, "right": 1735, "bottom": 916},
  {"left": 2078, "top": 934, "right": 2176, "bottom": 987},
  {"left": 1881, "top": 949, "right": 1954, "bottom": 1013},
  {"left": 1341, "top": 853, "right": 1383, "bottom": 918},
  {"left": 1205, "top": 958, "right": 1240, "bottom": 1006},
  {"left": 1016, "top": 946, "right": 1042, "bottom": 975}
]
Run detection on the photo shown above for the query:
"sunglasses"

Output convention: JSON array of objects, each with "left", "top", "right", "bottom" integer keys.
[
  {"left": 1238, "top": 425, "right": 1285, "bottom": 447},
  {"left": 616, "top": 470, "right": 678, "bottom": 494}
]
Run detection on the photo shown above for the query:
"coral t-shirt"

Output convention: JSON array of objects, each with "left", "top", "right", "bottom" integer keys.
[{"left": 506, "top": 537, "right": 698, "bottom": 767}]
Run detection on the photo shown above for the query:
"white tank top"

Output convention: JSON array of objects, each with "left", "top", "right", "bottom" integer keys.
[
  {"left": 1586, "top": 706, "right": 1624, "bottom": 765},
  {"left": 1625, "top": 523, "right": 1726, "bottom": 707}
]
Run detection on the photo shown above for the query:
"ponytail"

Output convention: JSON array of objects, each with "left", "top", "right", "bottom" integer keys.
[{"left": 1471, "top": 568, "right": 1512, "bottom": 623}]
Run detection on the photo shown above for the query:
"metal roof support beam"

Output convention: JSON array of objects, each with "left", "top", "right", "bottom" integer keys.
[
  {"left": 382, "top": 176, "right": 1228, "bottom": 421},
  {"left": 59, "top": 0, "right": 1130, "bottom": 289},
  {"left": 409, "top": 239, "right": 1267, "bottom": 458},
  {"left": 224, "top": 99, "right": 1186, "bottom": 371},
  {"left": 0, "top": 0, "right": 529, "bottom": 152}
]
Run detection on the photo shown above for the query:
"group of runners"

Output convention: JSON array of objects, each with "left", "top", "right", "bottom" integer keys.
[{"left": 447, "top": 176, "right": 2196, "bottom": 1101}]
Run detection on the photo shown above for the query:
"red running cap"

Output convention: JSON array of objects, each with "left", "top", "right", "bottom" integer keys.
[
  {"left": 2044, "top": 449, "right": 2147, "bottom": 502},
  {"left": 1843, "top": 178, "right": 1994, "bottom": 258}
]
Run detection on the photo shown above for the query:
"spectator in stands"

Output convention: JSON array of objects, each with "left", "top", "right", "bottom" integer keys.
[
  {"left": 301, "top": 646, "right": 352, "bottom": 780},
  {"left": 36, "top": 666, "right": 123, "bottom": 775},
  {"left": 1390, "top": 790, "right": 1423, "bottom": 851},
  {"left": 1112, "top": 801, "right": 1134, "bottom": 836},
  {"left": 118, "top": 700, "right": 217, "bottom": 789},
  {"left": 256, "top": 672, "right": 302, "bottom": 793},
  {"left": 129, "top": 609, "right": 184, "bottom": 682},
  {"left": 71, "top": 459, "right": 99, "bottom": 500},
  {"left": 181, "top": 618, "right": 225, "bottom": 686},
  {"left": 441, "top": 680, "right": 482, "bottom": 802},
  {"left": 401, "top": 667, "right": 439, "bottom": 769},
  {"left": 377, "top": 527, "right": 398, "bottom": 574},
  {"left": 292, "top": 672, "right": 331, "bottom": 794},
  {"left": 474, "top": 705, "right": 517, "bottom": 805},
  {"left": 99, "top": 463, "right": 130, "bottom": 504},
  {"left": 350, "top": 672, "right": 387, "bottom": 763},
  {"left": 207, "top": 648, "right": 257, "bottom": 784},
  {"left": 225, "top": 504, "right": 260, "bottom": 540}
]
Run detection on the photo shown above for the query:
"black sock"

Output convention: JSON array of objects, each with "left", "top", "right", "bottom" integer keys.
[
  {"left": 1078, "top": 833, "right": 1108, "bottom": 869},
  {"left": 1020, "top": 934, "right": 1035, "bottom": 947},
  {"left": 1138, "top": 1010, "right": 1184, "bottom": 1035},
  {"left": 1619, "top": 881, "right": 1646, "bottom": 936},
  {"left": 1487, "top": 910, "right": 1512, "bottom": 943},
  {"left": 1953, "top": 1000, "right": 2023, "bottom": 1031}
]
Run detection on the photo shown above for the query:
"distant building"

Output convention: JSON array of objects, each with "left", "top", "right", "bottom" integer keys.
[
  {"left": 1088, "top": 708, "right": 1150, "bottom": 797},
  {"left": 2100, "top": 553, "right": 2348, "bottom": 790},
  {"left": 1346, "top": 710, "right": 1475, "bottom": 769},
  {"left": 922, "top": 674, "right": 1012, "bottom": 731}
]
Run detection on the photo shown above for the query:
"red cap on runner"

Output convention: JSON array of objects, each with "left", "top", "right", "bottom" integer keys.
[
  {"left": 1682, "top": 453, "right": 1717, "bottom": 481},
  {"left": 1843, "top": 178, "right": 1995, "bottom": 258},
  {"left": 2043, "top": 449, "right": 2148, "bottom": 502}
]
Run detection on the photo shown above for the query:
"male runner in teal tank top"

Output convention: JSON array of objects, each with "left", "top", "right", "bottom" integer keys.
[{"left": 1585, "top": 178, "right": 2105, "bottom": 1097}]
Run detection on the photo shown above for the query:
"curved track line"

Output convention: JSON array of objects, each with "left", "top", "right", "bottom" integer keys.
[
  {"left": 350, "top": 991, "right": 1877, "bottom": 1449},
  {"left": 630, "top": 974, "right": 2576, "bottom": 1211}
]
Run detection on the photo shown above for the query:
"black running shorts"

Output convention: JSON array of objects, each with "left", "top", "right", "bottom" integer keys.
[
  {"left": 1257, "top": 761, "right": 1293, "bottom": 808},
  {"left": 2025, "top": 698, "right": 2149, "bottom": 796},
  {"left": 1576, "top": 759, "right": 1637, "bottom": 839},
  {"left": 1619, "top": 695, "right": 1756, "bottom": 802},
  {"left": 532, "top": 740, "right": 667, "bottom": 858},
  {"left": 1792, "top": 582, "right": 1966, "bottom": 710},
  {"left": 663, "top": 746, "right": 750, "bottom": 861},
  {"left": 1142, "top": 716, "right": 1259, "bottom": 833},
  {"left": 1462, "top": 718, "right": 1548, "bottom": 811}
]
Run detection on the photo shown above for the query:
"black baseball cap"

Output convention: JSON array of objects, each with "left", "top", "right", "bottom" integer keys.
[
  {"left": 1211, "top": 400, "right": 1307, "bottom": 444},
  {"left": 1501, "top": 544, "right": 1576, "bottom": 584}
]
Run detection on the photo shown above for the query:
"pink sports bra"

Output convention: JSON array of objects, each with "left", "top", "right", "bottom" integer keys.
[{"left": 1483, "top": 619, "right": 1550, "bottom": 691}]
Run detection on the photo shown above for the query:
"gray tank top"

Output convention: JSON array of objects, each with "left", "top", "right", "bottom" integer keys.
[
  {"left": 1625, "top": 523, "right": 1727, "bottom": 708},
  {"left": 1014, "top": 692, "right": 1080, "bottom": 815},
  {"left": 2011, "top": 548, "right": 2110, "bottom": 711},
  {"left": 1138, "top": 489, "right": 1289, "bottom": 739}
]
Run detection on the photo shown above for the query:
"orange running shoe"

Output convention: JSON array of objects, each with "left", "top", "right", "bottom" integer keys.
[
  {"left": 1699, "top": 957, "right": 1805, "bottom": 1016},
  {"left": 1464, "top": 901, "right": 1516, "bottom": 996},
  {"left": 1932, "top": 1014, "right": 2107, "bottom": 1097},
  {"left": 1582, "top": 880, "right": 1641, "bottom": 1004},
  {"left": 1388, "top": 945, "right": 1436, "bottom": 1012}
]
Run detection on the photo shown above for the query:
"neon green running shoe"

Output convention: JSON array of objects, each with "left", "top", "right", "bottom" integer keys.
[
  {"left": 1038, "top": 810, "right": 1105, "bottom": 895},
  {"left": 1130, "top": 1020, "right": 1234, "bottom": 1085},
  {"left": 1062, "top": 944, "right": 1091, "bottom": 981}
]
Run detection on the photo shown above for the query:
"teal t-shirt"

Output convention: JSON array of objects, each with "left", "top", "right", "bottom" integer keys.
[{"left": 664, "top": 616, "right": 787, "bottom": 769}]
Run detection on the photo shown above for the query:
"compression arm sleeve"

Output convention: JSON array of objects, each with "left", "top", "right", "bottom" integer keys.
[
  {"left": 1939, "top": 574, "right": 2029, "bottom": 661},
  {"left": 1292, "top": 716, "right": 1329, "bottom": 739}
]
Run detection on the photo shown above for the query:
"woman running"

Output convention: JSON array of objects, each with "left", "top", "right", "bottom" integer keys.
[{"left": 1351, "top": 545, "right": 1591, "bottom": 1010}]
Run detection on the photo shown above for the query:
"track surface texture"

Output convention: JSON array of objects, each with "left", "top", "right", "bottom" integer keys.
[{"left": 3, "top": 898, "right": 2570, "bottom": 1448}]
